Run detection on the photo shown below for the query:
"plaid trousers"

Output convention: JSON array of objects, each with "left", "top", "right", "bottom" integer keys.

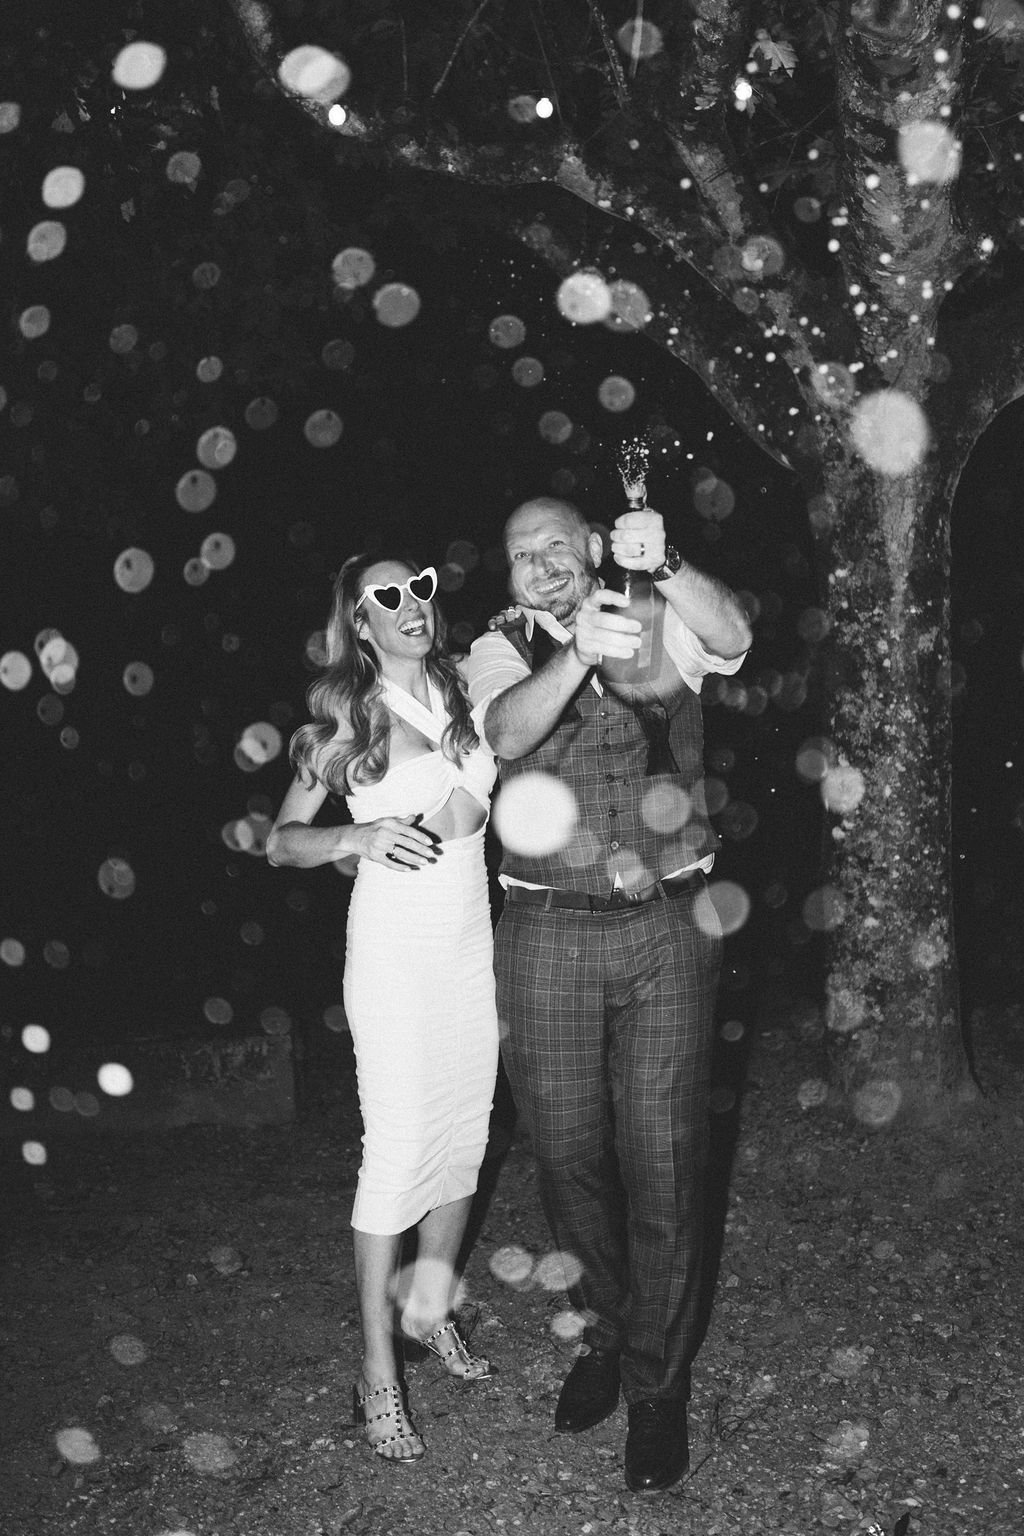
[{"left": 495, "top": 882, "right": 722, "bottom": 1403}]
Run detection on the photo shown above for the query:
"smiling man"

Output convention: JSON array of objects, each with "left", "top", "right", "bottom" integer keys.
[{"left": 466, "top": 494, "right": 751, "bottom": 1494}]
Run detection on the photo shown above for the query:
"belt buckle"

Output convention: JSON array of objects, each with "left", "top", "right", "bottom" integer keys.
[{"left": 606, "top": 886, "right": 642, "bottom": 910}]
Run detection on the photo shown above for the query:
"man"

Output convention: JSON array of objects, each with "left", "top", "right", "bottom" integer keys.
[{"left": 465, "top": 496, "right": 751, "bottom": 1493}]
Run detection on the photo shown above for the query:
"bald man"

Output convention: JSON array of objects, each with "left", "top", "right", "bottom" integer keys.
[{"left": 466, "top": 496, "right": 751, "bottom": 1493}]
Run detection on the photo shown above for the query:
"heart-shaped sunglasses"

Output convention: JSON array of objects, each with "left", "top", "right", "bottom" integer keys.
[{"left": 355, "top": 566, "right": 438, "bottom": 612}]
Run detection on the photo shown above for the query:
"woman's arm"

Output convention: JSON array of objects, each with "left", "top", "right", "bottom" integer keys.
[
  {"left": 266, "top": 772, "right": 357, "bottom": 868},
  {"left": 266, "top": 770, "right": 442, "bottom": 871}
]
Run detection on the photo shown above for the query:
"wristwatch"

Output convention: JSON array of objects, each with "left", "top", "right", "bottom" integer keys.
[{"left": 649, "top": 544, "right": 682, "bottom": 582}]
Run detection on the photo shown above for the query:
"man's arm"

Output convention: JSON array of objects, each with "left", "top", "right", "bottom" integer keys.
[
  {"left": 656, "top": 560, "right": 752, "bottom": 661},
  {"left": 469, "top": 590, "right": 642, "bottom": 761},
  {"left": 610, "top": 509, "right": 752, "bottom": 660}
]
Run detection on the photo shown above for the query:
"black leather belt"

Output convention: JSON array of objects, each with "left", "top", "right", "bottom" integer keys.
[{"left": 505, "top": 868, "right": 705, "bottom": 913}]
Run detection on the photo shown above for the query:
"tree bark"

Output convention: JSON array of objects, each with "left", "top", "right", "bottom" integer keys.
[{"left": 816, "top": 434, "right": 973, "bottom": 1118}]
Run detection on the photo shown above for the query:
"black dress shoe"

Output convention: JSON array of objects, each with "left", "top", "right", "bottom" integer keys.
[
  {"left": 624, "top": 1398, "right": 689, "bottom": 1492},
  {"left": 554, "top": 1347, "right": 621, "bottom": 1433}
]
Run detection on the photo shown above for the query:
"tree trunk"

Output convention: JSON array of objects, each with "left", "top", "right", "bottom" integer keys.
[{"left": 816, "top": 439, "right": 973, "bottom": 1122}]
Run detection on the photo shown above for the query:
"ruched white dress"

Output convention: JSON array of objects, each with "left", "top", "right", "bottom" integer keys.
[{"left": 343, "top": 679, "right": 499, "bottom": 1235}]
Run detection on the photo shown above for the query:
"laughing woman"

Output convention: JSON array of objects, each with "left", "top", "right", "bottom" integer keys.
[{"left": 267, "top": 554, "right": 499, "bottom": 1466}]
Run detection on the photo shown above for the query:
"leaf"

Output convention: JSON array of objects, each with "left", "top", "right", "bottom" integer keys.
[{"left": 751, "top": 29, "right": 798, "bottom": 76}]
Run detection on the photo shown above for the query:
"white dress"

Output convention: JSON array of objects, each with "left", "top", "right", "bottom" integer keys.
[{"left": 343, "top": 680, "right": 499, "bottom": 1235}]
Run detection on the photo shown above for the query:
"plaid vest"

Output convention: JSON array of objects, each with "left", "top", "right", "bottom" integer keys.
[{"left": 497, "top": 620, "right": 718, "bottom": 893}]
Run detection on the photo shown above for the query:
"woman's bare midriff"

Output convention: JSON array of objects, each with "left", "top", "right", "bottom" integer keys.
[{"left": 421, "top": 785, "right": 487, "bottom": 843}]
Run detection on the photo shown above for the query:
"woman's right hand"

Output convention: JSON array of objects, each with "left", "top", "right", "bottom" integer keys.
[{"left": 356, "top": 814, "right": 440, "bottom": 870}]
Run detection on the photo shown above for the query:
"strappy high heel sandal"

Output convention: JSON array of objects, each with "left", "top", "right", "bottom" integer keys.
[
  {"left": 352, "top": 1380, "right": 425, "bottom": 1464},
  {"left": 406, "top": 1317, "right": 494, "bottom": 1381}
]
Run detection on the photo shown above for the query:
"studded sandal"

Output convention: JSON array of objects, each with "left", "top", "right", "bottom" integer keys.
[
  {"left": 352, "top": 1380, "right": 425, "bottom": 1463},
  {"left": 416, "top": 1318, "right": 493, "bottom": 1381}
]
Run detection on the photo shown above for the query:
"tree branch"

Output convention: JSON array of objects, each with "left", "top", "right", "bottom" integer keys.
[{"left": 432, "top": 0, "right": 495, "bottom": 100}]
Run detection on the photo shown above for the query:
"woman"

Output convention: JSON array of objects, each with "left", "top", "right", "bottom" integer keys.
[{"left": 267, "top": 554, "right": 499, "bottom": 1465}]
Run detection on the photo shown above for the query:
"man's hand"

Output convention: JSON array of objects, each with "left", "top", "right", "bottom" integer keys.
[
  {"left": 573, "top": 587, "right": 642, "bottom": 666},
  {"left": 609, "top": 508, "right": 666, "bottom": 572}
]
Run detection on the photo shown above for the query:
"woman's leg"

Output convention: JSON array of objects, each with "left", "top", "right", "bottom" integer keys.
[
  {"left": 400, "top": 1194, "right": 474, "bottom": 1329},
  {"left": 353, "top": 1228, "right": 422, "bottom": 1460}
]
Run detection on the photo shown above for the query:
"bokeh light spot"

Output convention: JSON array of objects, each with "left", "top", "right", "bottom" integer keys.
[
  {"left": 488, "top": 314, "right": 526, "bottom": 349},
  {"left": 898, "top": 121, "right": 961, "bottom": 183},
  {"left": 533, "top": 1249, "right": 584, "bottom": 1291},
  {"left": 110, "top": 324, "right": 139, "bottom": 355},
  {"left": 821, "top": 764, "right": 866, "bottom": 814},
  {"left": 278, "top": 45, "right": 351, "bottom": 103},
  {"left": 98, "top": 1062, "right": 134, "bottom": 1097},
  {"left": 110, "top": 1333, "right": 148, "bottom": 1365},
  {"left": 27, "top": 219, "right": 67, "bottom": 264},
  {"left": 607, "top": 280, "right": 651, "bottom": 331},
  {"left": 850, "top": 391, "right": 930, "bottom": 475},
  {"left": 802, "top": 884, "right": 847, "bottom": 932},
  {"left": 123, "top": 661, "right": 155, "bottom": 696},
  {"left": 331, "top": 247, "right": 376, "bottom": 290},
  {"left": 795, "top": 737, "right": 834, "bottom": 784},
  {"left": 182, "top": 1431, "right": 238, "bottom": 1474},
  {"left": 797, "top": 1078, "right": 829, "bottom": 1110},
  {"left": 244, "top": 396, "right": 278, "bottom": 430},
  {"left": 852, "top": 1079, "right": 903, "bottom": 1128},
  {"left": 598, "top": 375, "right": 636, "bottom": 413},
  {"left": 112, "top": 42, "right": 167, "bottom": 91},
  {"left": 303, "top": 409, "right": 343, "bottom": 448},
  {"left": 538, "top": 410, "right": 573, "bottom": 444},
  {"left": 641, "top": 783, "right": 692, "bottom": 834},
  {"left": 511, "top": 356, "right": 544, "bottom": 387},
  {"left": 493, "top": 772, "right": 577, "bottom": 855},
  {"left": 19, "top": 305, "right": 51, "bottom": 339},
  {"left": 811, "top": 363, "right": 856, "bottom": 409},
  {"left": 191, "top": 262, "right": 221, "bottom": 291},
  {"left": 98, "top": 857, "right": 136, "bottom": 900},
  {"left": 176, "top": 470, "right": 217, "bottom": 513},
  {"left": 23, "top": 1140, "right": 47, "bottom": 1166},
  {"left": 372, "top": 283, "right": 421, "bottom": 328},
  {"left": 56, "top": 1426, "right": 101, "bottom": 1463},
  {"left": 489, "top": 1244, "right": 535, "bottom": 1286},
  {"left": 704, "top": 880, "right": 750, "bottom": 937},
  {"left": 1, "top": 651, "right": 32, "bottom": 690},
  {"left": 196, "top": 426, "right": 237, "bottom": 469},
  {"left": 22, "top": 1024, "right": 51, "bottom": 1054},
  {"left": 10, "top": 1086, "right": 34, "bottom": 1111},
  {"left": 616, "top": 18, "right": 664, "bottom": 57},
  {"left": 166, "top": 151, "right": 202, "bottom": 188},
  {"left": 1, "top": 937, "right": 27, "bottom": 966},
  {"left": 322, "top": 338, "right": 355, "bottom": 370},
  {"left": 200, "top": 533, "right": 236, "bottom": 570},
  {"left": 42, "top": 165, "right": 85, "bottom": 208},
  {"left": 556, "top": 271, "right": 612, "bottom": 324}
]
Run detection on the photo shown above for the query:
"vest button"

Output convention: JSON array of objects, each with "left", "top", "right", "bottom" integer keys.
[
  {"left": 608, "top": 807, "right": 617, "bottom": 817},
  {"left": 610, "top": 840, "right": 620, "bottom": 851}
]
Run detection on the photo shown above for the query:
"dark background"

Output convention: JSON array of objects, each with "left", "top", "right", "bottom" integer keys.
[{"left": 2, "top": 3, "right": 1022, "bottom": 1114}]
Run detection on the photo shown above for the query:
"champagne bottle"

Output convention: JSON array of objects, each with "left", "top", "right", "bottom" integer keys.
[{"left": 600, "top": 438, "right": 662, "bottom": 685}]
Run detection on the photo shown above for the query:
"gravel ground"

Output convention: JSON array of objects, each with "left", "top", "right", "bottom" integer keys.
[{"left": 2, "top": 1009, "right": 1022, "bottom": 1536}]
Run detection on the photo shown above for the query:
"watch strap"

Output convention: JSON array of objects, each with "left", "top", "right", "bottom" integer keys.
[{"left": 649, "top": 544, "right": 681, "bottom": 582}]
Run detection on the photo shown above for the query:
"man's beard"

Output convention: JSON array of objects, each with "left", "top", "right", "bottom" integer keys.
[{"left": 532, "top": 565, "right": 599, "bottom": 626}]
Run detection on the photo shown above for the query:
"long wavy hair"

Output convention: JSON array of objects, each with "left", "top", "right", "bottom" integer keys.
[{"left": 289, "top": 553, "right": 478, "bottom": 794}]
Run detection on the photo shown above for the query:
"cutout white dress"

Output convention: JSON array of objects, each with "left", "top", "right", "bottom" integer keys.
[{"left": 343, "top": 680, "right": 499, "bottom": 1235}]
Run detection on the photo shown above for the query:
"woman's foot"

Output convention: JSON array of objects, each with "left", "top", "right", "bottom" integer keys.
[
  {"left": 352, "top": 1378, "right": 425, "bottom": 1463},
  {"left": 400, "top": 1313, "right": 493, "bottom": 1381}
]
